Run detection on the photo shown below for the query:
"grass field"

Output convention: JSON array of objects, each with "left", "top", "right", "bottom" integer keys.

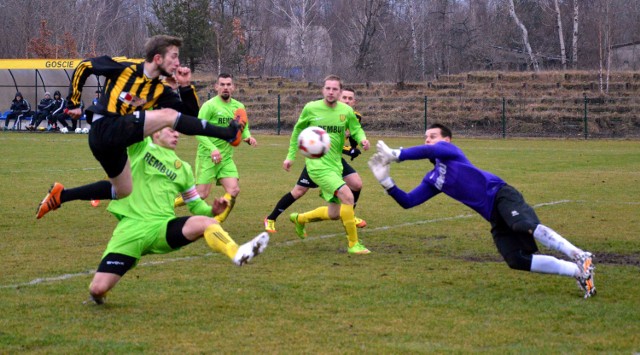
[{"left": 1, "top": 131, "right": 639, "bottom": 353}]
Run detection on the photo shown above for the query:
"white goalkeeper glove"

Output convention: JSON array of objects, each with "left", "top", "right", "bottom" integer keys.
[
  {"left": 376, "top": 140, "right": 401, "bottom": 164},
  {"left": 368, "top": 153, "right": 395, "bottom": 190}
]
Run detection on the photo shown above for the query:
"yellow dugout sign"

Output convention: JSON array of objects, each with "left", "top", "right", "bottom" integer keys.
[{"left": 0, "top": 59, "right": 83, "bottom": 69}]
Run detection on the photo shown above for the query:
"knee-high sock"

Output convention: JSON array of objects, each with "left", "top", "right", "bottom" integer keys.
[
  {"left": 298, "top": 206, "right": 330, "bottom": 223},
  {"left": 267, "top": 192, "right": 297, "bottom": 220},
  {"left": 173, "top": 113, "right": 236, "bottom": 140},
  {"left": 533, "top": 224, "right": 581, "bottom": 259},
  {"left": 60, "top": 180, "right": 114, "bottom": 203},
  {"left": 214, "top": 193, "right": 236, "bottom": 223},
  {"left": 203, "top": 223, "right": 238, "bottom": 259},
  {"left": 340, "top": 204, "right": 358, "bottom": 247},
  {"left": 530, "top": 254, "right": 579, "bottom": 277}
]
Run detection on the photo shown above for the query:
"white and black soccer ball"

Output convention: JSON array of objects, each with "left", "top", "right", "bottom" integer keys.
[
  {"left": 60, "top": 127, "right": 68, "bottom": 134},
  {"left": 81, "top": 127, "right": 89, "bottom": 134},
  {"left": 297, "top": 126, "right": 331, "bottom": 159},
  {"left": 75, "top": 128, "right": 83, "bottom": 134}
]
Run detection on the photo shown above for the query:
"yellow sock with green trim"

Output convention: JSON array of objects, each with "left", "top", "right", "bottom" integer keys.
[
  {"left": 174, "top": 196, "right": 185, "bottom": 207},
  {"left": 203, "top": 223, "right": 238, "bottom": 259},
  {"left": 299, "top": 206, "right": 330, "bottom": 223},
  {"left": 340, "top": 204, "right": 358, "bottom": 248},
  {"left": 214, "top": 193, "right": 236, "bottom": 223}
]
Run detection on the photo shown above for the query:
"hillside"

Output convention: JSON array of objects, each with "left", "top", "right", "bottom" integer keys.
[{"left": 192, "top": 71, "right": 640, "bottom": 138}]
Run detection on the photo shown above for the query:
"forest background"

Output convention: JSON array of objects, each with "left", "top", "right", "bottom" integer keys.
[{"left": 0, "top": 0, "right": 635, "bottom": 84}]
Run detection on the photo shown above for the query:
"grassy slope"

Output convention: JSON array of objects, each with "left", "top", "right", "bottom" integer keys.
[{"left": 0, "top": 132, "right": 639, "bottom": 353}]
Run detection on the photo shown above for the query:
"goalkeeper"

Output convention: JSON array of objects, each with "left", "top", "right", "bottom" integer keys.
[
  {"left": 368, "top": 123, "right": 595, "bottom": 298},
  {"left": 87, "top": 127, "right": 269, "bottom": 305}
]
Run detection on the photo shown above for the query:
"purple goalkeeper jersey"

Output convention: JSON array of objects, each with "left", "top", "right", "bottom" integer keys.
[{"left": 387, "top": 141, "right": 506, "bottom": 221}]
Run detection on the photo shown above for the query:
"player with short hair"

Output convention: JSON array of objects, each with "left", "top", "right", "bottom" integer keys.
[
  {"left": 283, "top": 75, "right": 371, "bottom": 255},
  {"left": 174, "top": 73, "right": 256, "bottom": 224},
  {"left": 368, "top": 123, "right": 596, "bottom": 298},
  {"left": 264, "top": 87, "right": 366, "bottom": 233},
  {"left": 36, "top": 35, "right": 244, "bottom": 219},
  {"left": 87, "top": 127, "right": 269, "bottom": 305}
]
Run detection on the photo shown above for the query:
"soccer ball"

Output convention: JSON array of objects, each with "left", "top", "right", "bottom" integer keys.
[
  {"left": 60, "top": 127, "right": 68, "bottom": 134},
  {"left": 298, "top": 126, "right": 331, "bottom": 158},
  {"left": 81, "top": 127, "right": 89, "bottom": 134},
  {"left": 75, "top": 128, "right": 82, "bottom": 134}
]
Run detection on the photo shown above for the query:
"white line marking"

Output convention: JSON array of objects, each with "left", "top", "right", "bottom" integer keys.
[{"left": 0, "top": 199, "right": 576, "bottom": 290}]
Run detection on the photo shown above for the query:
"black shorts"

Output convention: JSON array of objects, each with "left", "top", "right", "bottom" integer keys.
[
  {"left": 490, "top": 185, "right": 540, "bottom": 258},
  {"left": 88, "top": 112, "right": 146, "bottom": 178},
  {"left": 296, "top": 158, "right": 358, "bottom": 188}
]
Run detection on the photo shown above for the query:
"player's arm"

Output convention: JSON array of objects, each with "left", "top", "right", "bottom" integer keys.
[
  {"left": 180, "top": 186, "right": 214, "bottom": 217},
  {"left": 346, "top": 110, "right": 368, "bottom": 150},
  {"left": 285, "top": 107, "right": 311, "bottom": 162},
  {"left": 66, "top": 56, "right": 132, "bottom": 109},
  {"left": 368, "top": 153, "right": 439, "bottom": 209}
]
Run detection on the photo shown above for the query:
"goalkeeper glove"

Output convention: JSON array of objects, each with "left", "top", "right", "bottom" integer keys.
[
  {"left": 368, "top": 153, "right": 395, "bottom": 190},
  {"left": 376, "top": 140, "right": 401, "bottom": 164}
]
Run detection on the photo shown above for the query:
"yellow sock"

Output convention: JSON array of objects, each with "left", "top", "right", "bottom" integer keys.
[
  {"left": 340, "top": 204, "right": 358, "bottom": 247},
  {"left": 214, "top": 193, "right": 236, "bottom": 223},
  {"left": 174, "top": 195, "right": 185, "bottom": 207},
  {"left": 298, "top": 206, "right": 330, "bottom": 223},
  {"left": 203, "top": 223, "right": 238, "bottom": 259}
]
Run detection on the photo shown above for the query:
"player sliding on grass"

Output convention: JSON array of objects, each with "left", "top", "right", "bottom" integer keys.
[
  {"left": 283, "top": 75, "right": 371, "bottom": 255},
  {"left": 264, "top": 87, "right": 367, "bottom": 233},
  {"left": 87, "top": 127, "right": 269, "bottom": 305},
  {"left": 368, "top": 123, "right": 596, "bottom": 298},
  {"left": 36, "top": 35, "right": 245, "bottom": 219}
]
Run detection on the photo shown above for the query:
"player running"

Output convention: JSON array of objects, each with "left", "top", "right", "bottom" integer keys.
[
  {"left": 87, "top": 127, "right": 269, "bottom": 305},
  {"left": 36, "top": 35, "right": 245, "bottom": 219},
  {"left": 174, "top": 73, "right": 257, "bottom": 224},
  {"left": 264, "top": 87, "right": 366, "bottom": 233},
  {"left": 368, "top": 123, "right": 596, "bottom": 298},
  {"left": 283, "top": 75, "right": 371, "bottom": 255}
]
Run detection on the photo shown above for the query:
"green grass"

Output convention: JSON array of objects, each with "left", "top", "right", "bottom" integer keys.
[{"left": 1, "top": 132, "right": 639, "bottom": 353}]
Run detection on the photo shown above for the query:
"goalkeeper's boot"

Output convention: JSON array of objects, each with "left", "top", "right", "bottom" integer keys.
[
  {"left": 575, "top": 252, "right": 596, "bottom": 298},
  {"left": 36, "top": 182, "right": 64, "bottom": 219},
  {"left": 354, "top": 217, "right": 367, "bottom": 228},
  {"left": 289, "top": 213, "right": 307, "bottom": 239},
  {"left": 233, "top": 232, "right": 270, "bottom": 266},
  {"left": 264, "top": 217, "right": 276, "bottom": 233},
  {"left": 347, "top": 242, "right": 371, "bottom": 255}
]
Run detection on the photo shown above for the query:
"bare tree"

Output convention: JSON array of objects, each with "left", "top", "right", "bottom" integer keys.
[
  {"left": 571, "top": 0, "right": 579, "bottom": 69},
  {"left": 551, "top": 0, "right": 567, "bottom": 69},
  {"left": 269, "top": 0, "right": 321, "bottom": 80},
  {"left": 506, "top": 0, "right": 539, "bottom": 72}
]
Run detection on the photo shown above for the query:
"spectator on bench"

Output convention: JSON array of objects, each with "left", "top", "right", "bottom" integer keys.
[
  {"left": 50, "top": 90, "right": 72, "bottom": 132},
  {"left": 4, "top": 92, "right": 31, "bottom": 131},
  {"left": 28, "top": 92, "right": 55, "bottom": 131}
]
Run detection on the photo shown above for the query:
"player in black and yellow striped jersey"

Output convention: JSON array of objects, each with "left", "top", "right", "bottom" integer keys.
[{"left": 36, "top": 35, "right": 244, "bottom": 220}]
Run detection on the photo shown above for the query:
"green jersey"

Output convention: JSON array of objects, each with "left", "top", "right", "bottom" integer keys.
[
  {"left": 287, "top": 99, "right": 366, "bottom": 173},
  {"left": 107, "top": 137, "right": 212, "bottom": 221},
  {"left": 196, "top": 96, "right": 251, "bottom": 159}
]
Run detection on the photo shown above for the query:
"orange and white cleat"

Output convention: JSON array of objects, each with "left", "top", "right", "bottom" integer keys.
[{"left": 36, "top": 182, "right": 64, "bottom": 219}]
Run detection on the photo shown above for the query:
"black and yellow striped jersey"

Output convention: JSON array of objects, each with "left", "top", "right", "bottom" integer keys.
[{"left": 66, "top": 56, "right": 199, "bottom": 122}]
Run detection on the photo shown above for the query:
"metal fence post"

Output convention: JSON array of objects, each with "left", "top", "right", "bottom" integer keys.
[
  {"left": 502, "top": 97, "right": 506, "bottom": 139},
  {"left": 424, "top": 96, "right": 427, "bottom": 132},
  {"left": 277, "top": 94, "right": 281, "bottom": 135},
  {"left": 583, "top": 95, "right": 588, "bottom": 140}
]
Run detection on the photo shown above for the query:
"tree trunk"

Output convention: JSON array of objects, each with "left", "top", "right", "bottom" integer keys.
[
  {"left": 553, "top": 0, "right": 566, "bottom": 70},
  {"left": 572, "top": 0, "right": 579, "bottom": 69},
  {"left": 507, "top": 0, "right": 539, "bottom": 72}
]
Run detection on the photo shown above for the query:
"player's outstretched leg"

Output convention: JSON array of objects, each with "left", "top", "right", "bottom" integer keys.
[
  {"left": 36, "top": 182, "right": 64, "bottom": 219},
  {"left": 233, "top": 232, "right": 270, "bottom": 266}
]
